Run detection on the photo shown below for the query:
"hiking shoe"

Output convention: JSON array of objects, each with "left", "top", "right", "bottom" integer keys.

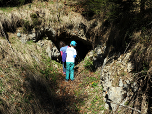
[{"left": 65, "top": 79, "right": 68, "bottom": 82}]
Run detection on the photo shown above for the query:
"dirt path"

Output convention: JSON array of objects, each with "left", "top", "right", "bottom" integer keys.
[
  {"left": 50, "top": 64, "right": 101, "bottom": 114},
  {"left": 49, "top": 68, "right": 85, "bottom": 114}
]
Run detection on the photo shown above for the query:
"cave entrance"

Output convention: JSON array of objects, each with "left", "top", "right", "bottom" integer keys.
[{"left": 50, "top": 32, "right": 92, "bottom": 65}]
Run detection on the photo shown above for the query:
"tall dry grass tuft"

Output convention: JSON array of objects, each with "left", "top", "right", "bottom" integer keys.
[
  {"left": 0, "top": 0, "right": 91, "bottom": 38},
  {"left": 0, "top": 13, "right": 22, "bottom": 35},
  {"left": 0, "top": 9, "right": 34, "bottom": 36},
  {"left": 0, "top": 37, "right": 60, "bottom": 113}
]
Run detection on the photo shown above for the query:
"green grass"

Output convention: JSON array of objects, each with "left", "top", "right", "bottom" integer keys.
[
  {"left": 124, "top": 101, "right": 129, "bottom": 106},
  {"left": 121, "top": 71, "right": 126, "bottom": 76},
  {"left": 0, "top": 37, "right": 5, "bottom": 40},
  {"left": 84, "top": 58, "right": 94, "bottom": 71},
  {"left": 39, "top": 57, "right": 62, "bottom": 82},
  {"left": 26, "top": 40, "right": 34, "bottom": 45},
  {"left": 83, "top": 76, "right": 99, "bottom": 87},
  {"left": 49, "top": 1, "right": 54, "bottom": 4},
  {"left": 88, "top": 95, "right": 104, "bottom": 113},
  {"left": 0, "top": 7, "right": 15, "bottom": 12},
  {"left": 92, "top": 82, "right": 98, "bottom": 88},
  {"left": 0, "top": 80, "right": 4, "bottom": 94},
  {"left": 74, "top": 68, "right": 105, "bottom": 113}
]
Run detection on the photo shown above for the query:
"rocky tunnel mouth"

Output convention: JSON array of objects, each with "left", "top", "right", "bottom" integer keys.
[{"left": 48, "top": 32, "right": 93, "bottom": 65}]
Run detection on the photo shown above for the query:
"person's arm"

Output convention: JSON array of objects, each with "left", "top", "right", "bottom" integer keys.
[
  {"left": 60, "top": 51, "right": 63, "bottom": 56},
  {"left": 73, "top": 49, "right": 77, "bottom": 58}
]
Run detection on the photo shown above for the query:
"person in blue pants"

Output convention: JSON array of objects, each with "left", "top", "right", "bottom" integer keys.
[
  {"left": 65, "top": 41, "right": 77, "bottom": 81},
  {"left": 59, "top": 41, "right": 69, "bottom": 75}
]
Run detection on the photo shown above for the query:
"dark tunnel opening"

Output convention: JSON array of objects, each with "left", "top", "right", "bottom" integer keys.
[
  {"left": 48, "top": 32, "right": 93, "bottom": 65},
  {"left": 74, "top": 40, "right": 92, "bottom": 64}
]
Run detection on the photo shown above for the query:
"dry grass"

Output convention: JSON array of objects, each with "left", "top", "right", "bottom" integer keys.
[
  {"left": 1, "top": 0, "right": 151, "bottom": 114},
  {"left": 0, "top": 0, "right": 91, "bottom": 37},
  {"left": 0, "top": 33, "right": 105, "bottom": 114},
  {"left": 0, "top": 1, "right": 102, "bottom": 113},
  {"left": 0, "top": 34, "right": 63, "bottom": 113}
]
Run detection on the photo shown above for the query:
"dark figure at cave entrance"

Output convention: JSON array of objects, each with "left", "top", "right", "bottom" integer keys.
[{"left": 59, "top": 41, "right": 69, "bottom": 75}]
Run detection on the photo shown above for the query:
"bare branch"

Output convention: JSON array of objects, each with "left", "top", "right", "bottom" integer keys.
[{"left": 106, "top": 99, "right": 141, "bottom": 113}]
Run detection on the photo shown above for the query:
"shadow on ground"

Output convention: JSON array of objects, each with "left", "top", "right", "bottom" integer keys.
[{"left": 22, "top": 65, "right": 82, "bottom": 114}]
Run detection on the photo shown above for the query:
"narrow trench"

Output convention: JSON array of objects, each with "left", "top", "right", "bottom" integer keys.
[
  {"left": 41, "top": 32, "right": 93, "bottom": 113},
  {"left": 48, "top": 32, "right": 93, "bottom": 65}
]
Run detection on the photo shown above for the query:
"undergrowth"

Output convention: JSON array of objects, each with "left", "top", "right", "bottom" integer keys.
[
  {"left": 0, "top": 36, "right": 64, "bottom": 113},
  {"left": 73, "top": 64, "right": 105, "bottom": 113}
]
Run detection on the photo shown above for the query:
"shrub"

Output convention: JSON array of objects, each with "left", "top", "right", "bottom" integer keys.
[
  {"left": 22, "top": 20, "right": 32, "bottom": 33},
  {"left": 30, "top": 13, "right": 42, "bottom": 30},
  {"left": 84, "top": 58, "right": 94, "bottom": 71},
  {"left": 30, "top": 13, "right": 38, "bottom": 18}
]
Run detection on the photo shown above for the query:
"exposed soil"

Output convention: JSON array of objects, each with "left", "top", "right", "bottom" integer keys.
[{"left": 39, "top": 65, "right": 100, "bottom": 114}]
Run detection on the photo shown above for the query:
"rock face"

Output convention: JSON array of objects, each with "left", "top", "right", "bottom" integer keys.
[
  {"left": 85, "top": 44, "right": 138, "bottom": 111},
  {"left": 37, "top": 40, "right": 60, "bottom": 60},
  {"left": 85, "top": 43, "right": 140, "bottom": 112},
  {"left": 100, "top": 51, "right": 137, "bottom": 112},
  {"left": 19, "top": 27, "right": 56, "bottom": 43},
  {"left": 16, "top": 26, "right": 60, "bottom": 60},
  {"left": 16, "top": 20, "right": 93, "bottom": 60},
  {"left": 82, "top": 43, "right": 139, "bottom": 112},
  {"left": 85, "top": 44, "right": 106, "bottom": 69}
]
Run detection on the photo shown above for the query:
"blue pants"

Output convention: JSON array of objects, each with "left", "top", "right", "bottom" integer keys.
[
  {"left": 66, "top": 62, "right": 75, "bottom": 81},
  {"left": 62, "top": 62, "right": 66, "bottom": 73}
]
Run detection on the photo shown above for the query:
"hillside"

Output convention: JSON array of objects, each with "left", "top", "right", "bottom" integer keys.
[
  {"left": 0, "top": 0, "right": 152, "bottom": 114},
  {"left": 0, "top": 32, "right": 104, "bottom": 114}
]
